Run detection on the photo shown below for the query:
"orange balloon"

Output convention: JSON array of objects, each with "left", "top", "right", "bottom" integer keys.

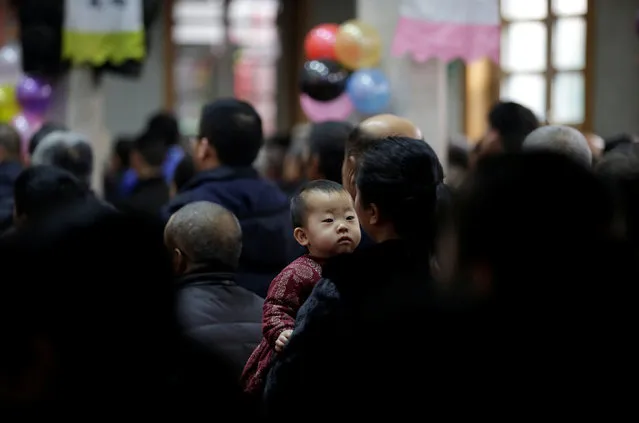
[{"left": 334, "top": 20, "right": 382, "bottom": 70}]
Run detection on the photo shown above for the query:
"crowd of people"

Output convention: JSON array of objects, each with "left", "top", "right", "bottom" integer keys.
[{"left": 0, "top": 97, "right": 636, "bottom": 417}]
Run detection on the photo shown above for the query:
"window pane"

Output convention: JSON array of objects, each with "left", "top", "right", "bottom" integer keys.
[
  {"left": 501, "top": 74, "right": 546, "bottom": 120},
  {"left": 501, "top": 22, "right": 547, "bottom": 72},
  {"left": 552, "top": 18, "right": 586, "bottom": 70},
  {"left": 551, "top": 72, "right": 585, "bottom": 124},
  {"left": 501, "top": 0, "right": 548, "bottom": 20},
  {"left": 552, "top": 0, "right": 588, "bottom": 16}
]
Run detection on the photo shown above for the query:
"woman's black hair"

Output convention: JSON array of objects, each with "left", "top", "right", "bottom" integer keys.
[{"left": 356, "top": 136, "right": 445, "bottom": 250}]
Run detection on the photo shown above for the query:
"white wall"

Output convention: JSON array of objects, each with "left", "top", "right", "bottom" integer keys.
[
  {"left": 103, "top": 10, "right": 165, "bottom": 136},
  {"left": 592, "top": 0, "right": 639, "bottom": 137}
]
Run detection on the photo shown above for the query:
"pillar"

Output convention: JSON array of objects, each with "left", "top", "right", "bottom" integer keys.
[
  {"left": 47, "top": 68, "right": 110, "bottom": 196},
  {"left": 356, "top": 0, "right": 448, "bottom": 168}
]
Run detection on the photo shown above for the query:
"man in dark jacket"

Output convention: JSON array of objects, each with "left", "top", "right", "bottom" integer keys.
[
  {"left": 0, "top": 124, "right": 23, "bottom": 232},
  {"left": 164, "top": 201, "right": 263, "bottom": 383},
  {"left": 115, "top": 131, "right": 169, "bottom": 217},
  {"left": 162, "top": 98, "right": 292, "bottom": 297}
]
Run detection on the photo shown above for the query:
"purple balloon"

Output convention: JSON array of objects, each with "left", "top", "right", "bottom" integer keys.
[{"left": 16, "top": 76, "right": 52, "bottom": 115}]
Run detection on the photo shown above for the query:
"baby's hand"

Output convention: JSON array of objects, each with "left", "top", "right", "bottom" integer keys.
[{"left": 275, "top": 329, "right": 293, "bottom": 352}]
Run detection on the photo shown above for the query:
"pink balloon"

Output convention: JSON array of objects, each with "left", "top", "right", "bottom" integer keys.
[
  {"left": 300, "top": 93, "right": 353, "bottom": 122},
  {"left": 11, "top": 112, "right": 43, "bottom": 157}
]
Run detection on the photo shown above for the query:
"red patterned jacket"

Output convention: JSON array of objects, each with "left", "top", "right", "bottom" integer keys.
[{"left": 240, "top": 255, "right": 323, "bottom": 395}]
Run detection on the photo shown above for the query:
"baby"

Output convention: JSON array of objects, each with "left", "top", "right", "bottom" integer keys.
[{"left": 241, "top": 179, "right": 361, "bottom": 396}]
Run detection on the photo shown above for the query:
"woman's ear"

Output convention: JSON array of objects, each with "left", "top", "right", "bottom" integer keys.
[
  {"left": 293, "top": 227, "right": 309, "bottom": 247},
  {"left": 342, "top": 155, "right": 357, "bottom": 198},
  {"left": 366, "top": 203, "right": 380, "bottom": 226}
]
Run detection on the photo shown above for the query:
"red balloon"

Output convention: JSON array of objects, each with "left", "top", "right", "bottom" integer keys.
[{"left": 304, "top": 24, "right": 339, "bottom": 60}]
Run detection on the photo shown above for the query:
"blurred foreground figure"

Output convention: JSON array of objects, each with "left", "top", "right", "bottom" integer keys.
[
  {"left": 523, "top": 125, "right": 592, "bottom": 167},
  {"left": 12, "top": 166, "right": 90, "bottom": 229},
  {"left": 449, "top": 151, "right": 636, "bottom": 416},
  {"left": 0, "top": 202, "right": 179, "bottom": 417},
  {"left": 31, "top": 131, "right": 94, "bottom": 188},
  {"left": 454, "top": 151, "right": 618, "bottom": 292},
  {"left": 472, "top": 101, "right": 539, "bottom": 167},
  {"left": 0, "top": 124, "right": 23, "bottom": 232}
]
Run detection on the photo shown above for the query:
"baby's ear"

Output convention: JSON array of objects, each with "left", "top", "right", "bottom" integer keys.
[{"left": 293, "top": 227, "right": 309, "bottom": 247}]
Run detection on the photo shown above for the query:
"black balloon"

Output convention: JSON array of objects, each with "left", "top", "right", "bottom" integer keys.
[{"left": 299, "top": 59, "right": 349, "bottom": 102}]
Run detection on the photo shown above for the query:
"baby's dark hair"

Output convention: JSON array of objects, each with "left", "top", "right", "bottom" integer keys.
[{"left": 290, "top": 179, "right": 346, "bottom": 228}]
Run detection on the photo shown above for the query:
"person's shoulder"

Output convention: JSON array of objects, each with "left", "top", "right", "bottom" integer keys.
[
  {"left": 164, "top": 189, "right": 199, "bottom": 215},
  {"left": 290, "top": 255, "right": 323, "bottom": 275},
  {"left": 285, "top": 256, "right": 324, "bottom": 282},
  {"left": 305, "top": 277, "right": 340, "bottom": 312}
]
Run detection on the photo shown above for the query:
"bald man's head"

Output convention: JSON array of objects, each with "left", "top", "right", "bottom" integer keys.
[
  {"left": 164, "top": 201, "right": 242, "bottom": 273},
  {"left": 342, "top": 114, "right": 422, "bottom": 197},
  {"left": 359, "top": 114, "right": 422, "bottom": 139}
]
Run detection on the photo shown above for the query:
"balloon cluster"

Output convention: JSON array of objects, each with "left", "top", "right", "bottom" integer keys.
[
  {"left": 0, "top": 43, "right": 53, "bottom": 153},
  {"left": 299, "top": 20, "right": 391, "bottom": 122}
]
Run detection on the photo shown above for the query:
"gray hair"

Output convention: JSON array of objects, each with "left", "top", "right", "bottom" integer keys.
[
  {"left": 31, "top": 130, "right": 94, "bottom": 185},
  {"left": 165, "top": 201, "right": 242, "bottom": 269},
  {"left": 523, "top": 125, "right": 592, "bottom": 167}
]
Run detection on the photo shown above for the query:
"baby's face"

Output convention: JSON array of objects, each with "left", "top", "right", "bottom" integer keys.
[{"left": 303, "top": 190, "right": 361, "bottom": 258}]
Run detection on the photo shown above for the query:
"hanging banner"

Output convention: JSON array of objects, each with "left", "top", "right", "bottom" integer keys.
[
  {"left": 63, "top": 0, "right": 145, "bottom": 66},
  {"left": 392, "top": 0, "right": 500, "bottom": 64}
]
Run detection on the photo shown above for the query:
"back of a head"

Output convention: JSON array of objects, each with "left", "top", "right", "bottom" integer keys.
[
  {"left": 31, "top": 130, "right": 93, "bottom": 185},
  {"left": 146, "top": 111, "right": 180, "bottom": 146},
  {"left": 267, "top": 132, "right": 292, "bottom": 150},
  {"left": 309, "top": 121, "right": 353, "bottom": 183},
  {"left": 346, "top": 114, "right": 421, "bottom": 159},
  {"left": 456, "top": 151, "right": 614, "bottom": 285},
  {"left": 596, "top": 143, "right": 639, "bottom": 180},
  {"left": 0, "top": 123, "right": 21, "bottom": 160},
  {"left": 523, "top": 125, "right": 592, "bottom": 167},
  {"left": 357, "top": 136, "right": 444, "bottom": 248},
  {"left": 595, "top": 144, "right": 639, "bottom": 249},
  {"left": 114, "top": 136, "right": 135, "bottom": 168},
  {"left": 488, "top": 101, "right": 539, "bottom": 153},
  {"left": 134, "top": 131, "right": 168, "bottom": 168},
  {"left": 0, "top": 204, "right": 176, "bottom": 410},
  {"left": 448, "top": 140, "right": 469, "bottom": 169},
  {"left": 172, "top": 155, "right": 196, "bottom": 192},
  {"left": 258, "top": 132, "right": 291, "bottom": 180},
  {"left": 199, "top": 98, "right": 263, "bottom": 166},
  {"left": 28, "top": 121, "right": 67, "bottom": 156},
  {"left": 13, "top": 165, "right": 90, "bottom": 222},
  {"left": 166, "top": 201, "right": 242, "bottom": 270},
  {"left": 604, "top": 133, "right": 635, "bottom": 154}
]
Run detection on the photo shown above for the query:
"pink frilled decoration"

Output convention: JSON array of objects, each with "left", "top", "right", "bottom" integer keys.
[{"left": 392, "top": 0, "right": 500, "bottom": 63}]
